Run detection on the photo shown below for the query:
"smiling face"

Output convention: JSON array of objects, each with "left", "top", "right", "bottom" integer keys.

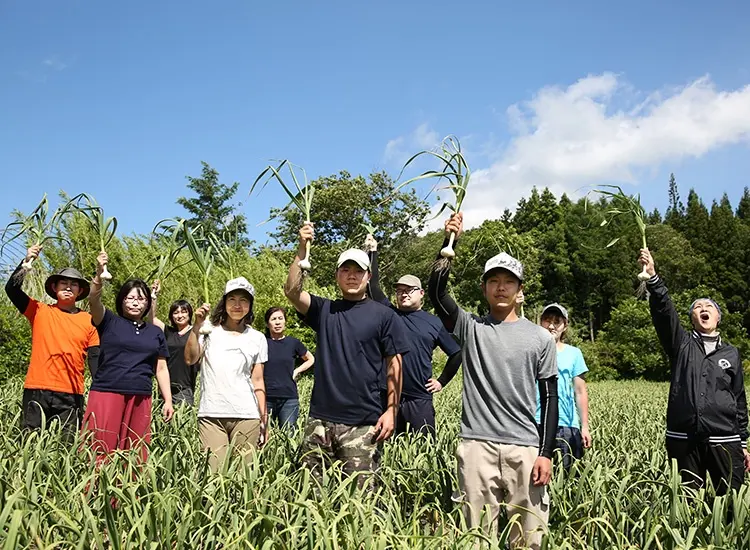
[
  {"left": 267, "top": 309, "right": 286, "bottom": 336},
  {"left": 691, "top": 299, "right": 720, "bottom": 334},
  {"left": 481, "top": 269, "right": 522, "bottom": 311},
  {"left": 395, "top": 285, "right": 423, "bottom": 311},
  {"left": 225, "top": 290, "right": 251, "bottom": 323},
  {"left": 171, "top": 306, "right": 191, "bottom": 330},
  {"left": 336, "top": 262, "right": 370, "bottom": 299},
  {"left": 54, "top": 279, "right": 82, "bottom": 305},
  {"left": 122, "top": 287, "right": 149, "bottom": 320},
  {"left": 540, "top": 312, "right": 567, "bottom": 343}
]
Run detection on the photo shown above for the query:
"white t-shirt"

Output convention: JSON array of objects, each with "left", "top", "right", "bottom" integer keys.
[{"left": 197, "top": 324, "right": 268, "bottom": 419}]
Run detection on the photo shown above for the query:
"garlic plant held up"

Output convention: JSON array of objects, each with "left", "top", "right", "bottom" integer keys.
[{"left": 250, "top": 159, "right": 316, "bottom": 272}]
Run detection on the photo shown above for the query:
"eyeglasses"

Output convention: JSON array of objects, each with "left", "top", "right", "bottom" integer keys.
[
  {"left": 124, "top": 295, "right": 148, "bottom": 303},
  {"left": 395, "top": 287, "right": 420, "bottom": 296}
]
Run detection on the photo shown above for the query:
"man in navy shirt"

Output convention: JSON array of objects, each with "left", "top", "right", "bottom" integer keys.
[
  {"left": 284, "top": 222, "right": 409, "bottom": 486},
  {"left": 365, "top": 235, "right": 462, "bottom": 435}
]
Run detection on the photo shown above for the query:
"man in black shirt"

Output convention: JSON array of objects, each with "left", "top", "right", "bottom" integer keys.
[
  {"left": 284, "top": 223, "right": 409, "bottom": 485},
  {"left": 364, "top": 234, "right": 462, "bottom": 435}
]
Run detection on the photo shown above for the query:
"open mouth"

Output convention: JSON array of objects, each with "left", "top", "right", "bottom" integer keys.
[{"left": 700, "top": 312, "right": 710, "bottom": 321}]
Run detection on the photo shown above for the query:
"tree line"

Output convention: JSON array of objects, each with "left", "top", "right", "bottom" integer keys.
[{"left": 2, "top": 163, "right": 749, "bottom": 381}]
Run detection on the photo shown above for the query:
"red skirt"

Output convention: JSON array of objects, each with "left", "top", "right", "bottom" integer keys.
[{"left": 82, "top": 390, "right": 152, "bottom": 463}]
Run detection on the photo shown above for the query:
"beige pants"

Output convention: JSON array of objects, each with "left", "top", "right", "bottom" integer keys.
[
  {"left": 198, "top": 417, "right": 260, "bottom": 473},
  {"left": 457, "top": 439, "right": 549, "bottom": 550}
]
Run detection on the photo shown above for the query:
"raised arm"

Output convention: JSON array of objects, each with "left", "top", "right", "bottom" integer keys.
[
  {"left": 184, "top": 303, "right": 210, "bottom": 365},
  {"left": 283, "top": 223, "right": 313, "bottom": 315},
  {"left": 374, "top": 353, "right": 402, "bottom": 442},
  {"left": 427, "top": 214, "right": 464, "bottom": 333},
  {"left": 4, "top": 246, "right": 40, "bottom": 314},
  {"left": 148, "top": 280, "right": 166, "bottom": 332},
  {"left": 365, "top": 236, "right": 390, "bottom": 306},
  {"left": 640, "top": 249, "right": 688, "bottom": 359},
  {"left": 89, "top": 251, "right": 108, "bottom": 326}
]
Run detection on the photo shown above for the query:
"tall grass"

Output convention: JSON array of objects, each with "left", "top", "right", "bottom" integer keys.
[{"left": 0, "top": 377, "right": 749, "bottom": 548}]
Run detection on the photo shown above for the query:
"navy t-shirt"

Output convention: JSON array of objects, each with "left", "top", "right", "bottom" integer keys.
[
  {"left": 392, "top": 308, "right": 461, "bottom": 399},
  {"left": 264, "top": 336, "right": 308, "bottom": 399},
  {"left": 303, "top": 295, "right": 410, "bottom": 425},
  {"left": 91, "top": 309, "right": 169, "bottom": 396}
]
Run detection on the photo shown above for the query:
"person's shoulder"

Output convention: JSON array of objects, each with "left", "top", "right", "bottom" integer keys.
[{"left": 523, "top": 319, "right": 554, "bottom": 342}]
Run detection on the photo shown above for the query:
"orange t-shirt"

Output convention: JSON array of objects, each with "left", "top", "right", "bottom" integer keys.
[{"left": 23, "top": 299, "right": 100, "bottom": 395}]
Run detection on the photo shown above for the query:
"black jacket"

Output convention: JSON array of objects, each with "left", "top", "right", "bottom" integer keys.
[{"left": 648, "top": 275, "right": 748, "bottom": 447}]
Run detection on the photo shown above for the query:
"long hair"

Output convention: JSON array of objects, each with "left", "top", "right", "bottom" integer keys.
[
  {"left": 116, "top": 279, "right": 152, "bottom": 319},
  {"left": 209, "top": 290, "right": 254, "bottom": 327},
  {"left": 168, "top": 299, "right": 194, "bottom": 329},
  {"left": 264, "top": 306, "right": 286, "bottom": 337}
]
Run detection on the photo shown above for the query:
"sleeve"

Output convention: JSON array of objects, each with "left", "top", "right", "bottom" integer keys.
[
  {"left": 436, "top": 350, "right": 462, "bottom": 387},
  {"left": 303, "top": 294, "right": 326, "bottom": 332},
  {"left": 537, "top": 332, "right": 558, "bottom": 380},
  {"left": 257, "top": 334, "right": 269, "bottom": 364},
  {"left": 436, "top": 324, "right": 461, "bottom": 357},
  {"left": 294, "top": 338, "right": 308, "bottom": 358},
  {"left": 5, "top": 263, "right": 31, "bottom": 315},
  {"left": 537, "top": 377, "right": 559, "bottom": 458},
  {"left": 367, "top": 250, "right": 391, "bottom": 306},
  {"left": 572, "top": 347, "right": 588, "bottom": 378},
  {"left": 647, "top": 275, "right": 688, "bottom": 360},
  {"left": 379, "top": 309, "right": 411, "bottom": 357},
  {"left": 426, "top": 237, "right": 464, "bottom": 334},
  {"left": 156, "top": 330, "right": 170, "bottom": 359},
  {"left": 87, "top": 346, "right": 100, "bottom": 379},
  {"left": 95, "top": 308, "right": 115, "bottom": 332},
  {"left": 733, "top": 350, "right": 748, "bottom": 448}
]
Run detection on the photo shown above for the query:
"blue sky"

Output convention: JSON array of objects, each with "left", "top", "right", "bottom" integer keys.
[{"left": 2, "top": 0, "right": 750, "bottom": 265}]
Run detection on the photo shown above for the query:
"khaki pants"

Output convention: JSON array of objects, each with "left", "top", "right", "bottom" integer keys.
[
  {"left": 457, "top": 439, "right": 549, "bottom": 550},
  {"left": 198, "top": 417, "right": 261, "bottom": 473}
]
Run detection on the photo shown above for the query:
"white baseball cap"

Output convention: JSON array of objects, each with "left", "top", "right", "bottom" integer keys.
[
  {"left": 542, "top": 303, "right": 569, "bottom": 321},
  {"left": 394, "top": 274, "right": 422, "bottom": 290},
  {"left": 336, "top": 248, "right": 371, "bottom": 270},
  {"left": 483, "top": 252, "right": 524, "bottom": 282},
  {"left": 223, "top": 277, "right": 255, "bottom": 298}
]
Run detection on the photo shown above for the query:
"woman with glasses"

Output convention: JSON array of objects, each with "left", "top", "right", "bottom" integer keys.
[
  {"left": 81, "top": 251, "right": 173, "bottom": 464},
  {"left": 148, "top": 280, "right": 199, "bottom": 406}
]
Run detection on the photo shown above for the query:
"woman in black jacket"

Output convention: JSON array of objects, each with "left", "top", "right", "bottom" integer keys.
[{"left": 640, "top": 248, "right": 750, "bottom": 495}]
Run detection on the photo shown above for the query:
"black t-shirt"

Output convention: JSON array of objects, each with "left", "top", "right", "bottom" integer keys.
[
  {"left": 303, "top": 295, "right": 410, "bottom": 425},
  {"left": 392, "top": 308, "right": 461, "bottom": 399},
  {"left": 164, "top": 326, "right": 199, "bottom": 392},
  {"left": 264, "top": 336, "right": 308, "bottom": 399}
]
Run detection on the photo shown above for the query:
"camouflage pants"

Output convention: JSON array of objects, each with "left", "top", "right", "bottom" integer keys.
[{"left": 300, "top": 417, "right": 381, "bottom": 488}]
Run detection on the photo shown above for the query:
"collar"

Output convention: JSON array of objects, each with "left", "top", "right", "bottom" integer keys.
[{"left": 692, "top": 330, "right": 722, "bottom": 348}]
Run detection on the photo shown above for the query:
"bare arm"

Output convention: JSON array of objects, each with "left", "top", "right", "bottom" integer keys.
[
  {"left": 574, "top": 376, "right": 591, "bottom": 447},
  {"left": 89, "top": 251, "right": 108, "bottom": 326},
  {"left": 374, "top": 353, "right": 403, "bottom": 442},
  {"left": 284, "top": 223, "right": 313, "bottom": 315},
  {"left": 155, "top": 357, "right": 174, "bottom": 421},
  {"left": 292, "top": 351, "right": 315, "bottom": 380},
  {"left": 148, "top": 280, "right": 166, "bottom": 331},
  {"left": 184, "top": 303, "right": 210, "bottom": 365},
  {"left": 252, "top": 363, "right": 268, "bottom": 445}
]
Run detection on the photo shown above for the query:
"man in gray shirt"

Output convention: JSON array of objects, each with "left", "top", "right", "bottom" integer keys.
[{"left": 427, "top": 212, "right": 558, "bottom": 550}]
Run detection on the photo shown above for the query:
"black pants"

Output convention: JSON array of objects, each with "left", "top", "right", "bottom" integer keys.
[
  {"left": 396, "top": 397, "right": 435, "bottom": 435},
  {"left": 21, "top": 389, "right": 84, "bottom": 437},
  {"left": 666, "top": 438, "right": 745, "bottom": 496}
]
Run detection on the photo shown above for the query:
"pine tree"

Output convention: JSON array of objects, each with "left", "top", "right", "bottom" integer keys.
[
  {"left": 177, "top": 161, "right": 248, "bottom": 243},
  {"left": 665, "top": 173, "right": 685, "bottom": 230}
]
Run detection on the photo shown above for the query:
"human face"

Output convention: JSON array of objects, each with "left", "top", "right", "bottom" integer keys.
[
  {"left": 122, "top": 287, "right": 149, "bottom": 319},
  {"left": 225, "top": 291, "right": 251, "bottom": 322},
  {"left": 691, "top": 299, "right": 720, "bottom": 334},
  {"left": 54, "top": 279, "right": 81, "bottom": 304},
  {"left": 336, "top": 262, "right": 370, "bottom": 298},
  {"left": 482, "top": 269, "right": 522, "bottom": 310},
  {"left": 267, "top": 310, "right": 286, "bottom": 336},
  {"left": 171, "top": 306, "right": 190, "bottom": 329},
  {"left": 395, "top": 285, "right": 423, "bottom": 311},
  {"left": 540, "top": 313, "right": 567, "bottom": 343}
]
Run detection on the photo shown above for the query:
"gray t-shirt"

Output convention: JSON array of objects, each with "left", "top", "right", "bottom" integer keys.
[{"left": 453, "top": 309, "right": 558, "bottom": 448}]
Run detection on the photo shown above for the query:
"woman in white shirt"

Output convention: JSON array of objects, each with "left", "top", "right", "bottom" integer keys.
[{"left": 184, "top": 277, "right": 268, "bottom": 472}]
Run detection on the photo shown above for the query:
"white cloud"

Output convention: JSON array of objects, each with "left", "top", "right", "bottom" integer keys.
[
  {"left": 383, "top": 123, "right": 440, "bottom": 164},
  {"left": 43, "top": 56, "right": 68, "bottom": 71},
  {"left": 388, "top": 73, "right": 750, "bottom": 230}
]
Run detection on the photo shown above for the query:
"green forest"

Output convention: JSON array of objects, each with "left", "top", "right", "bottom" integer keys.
[{"left": 2, "top": 163, "right": 749, "bottom": 382}]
